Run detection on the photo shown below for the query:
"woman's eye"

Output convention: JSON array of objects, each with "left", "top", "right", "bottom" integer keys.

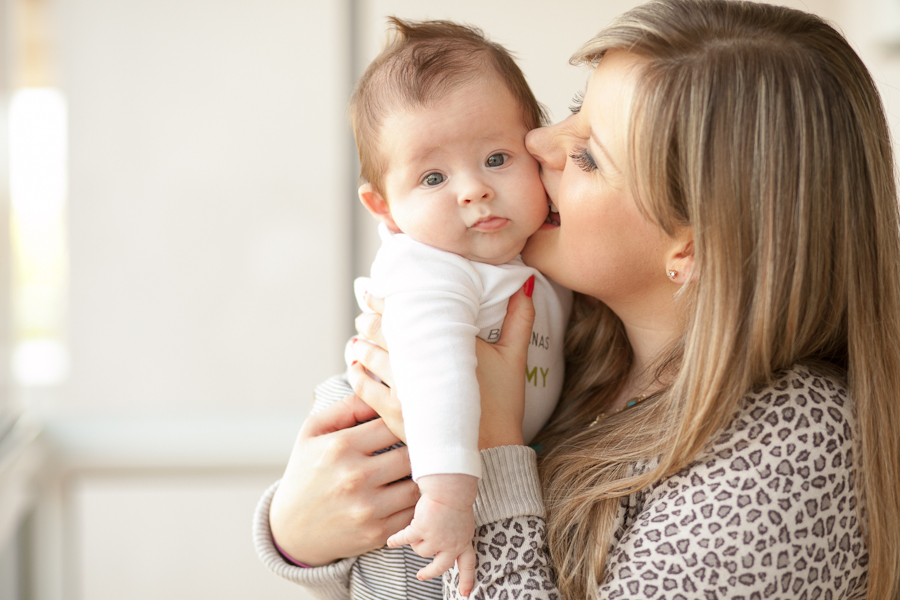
[
  {"left": 424, "top": 173, "right": 445, "bottom": 186},
  {"left": 486, "top": 153, "right": 507, "bottom": 168},
  {"left": 569, "top": 148, "right": 598, "bottom": 173},
  {"left": 569, "top": 91, "right": 585, "bottom": 115}
]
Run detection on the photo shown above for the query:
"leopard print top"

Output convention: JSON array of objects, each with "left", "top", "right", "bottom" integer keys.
[
  {"left": 254, "top": 366, "right": 868, "bottom": 600},
  {"left": 446, "top": 366, "right": 868, "bottom": 600}
]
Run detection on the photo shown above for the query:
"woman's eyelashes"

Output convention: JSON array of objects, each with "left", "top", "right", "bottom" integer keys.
[
  {"left": 569, "top": 91, "right": 585, "bottom": 115},
  {"left": 569, "top": 147, "right": 598, "bottom": 173}
]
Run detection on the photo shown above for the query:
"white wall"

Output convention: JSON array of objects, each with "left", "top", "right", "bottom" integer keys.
[
  {"left": 17, "top": 0, "right": 900, "bottom": 599},
  {"left": 57, "top": 0, "right": 353, "bottom": 418},
  {"left": 34, "top": 0, "right": 353, "bottom": 598}
]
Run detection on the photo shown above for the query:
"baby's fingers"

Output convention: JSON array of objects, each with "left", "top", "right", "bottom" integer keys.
[
  {"left": 416, "top": 551, "right": 456, "bottom": 581},
  {"left": 387, "top": 524, "right": 418, "bottom": 548},
  {"left": 456, "top": 545, "right": 476, "bottom": 597}
]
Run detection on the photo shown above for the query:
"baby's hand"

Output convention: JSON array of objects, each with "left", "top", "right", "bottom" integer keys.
[{"left": 387, "top": 473, "right": 478, "bottom": 596}]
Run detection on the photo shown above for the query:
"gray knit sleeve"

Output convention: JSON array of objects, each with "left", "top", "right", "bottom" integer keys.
[{"left": 253, "top": 480, "right": 355, "bottom": 600}]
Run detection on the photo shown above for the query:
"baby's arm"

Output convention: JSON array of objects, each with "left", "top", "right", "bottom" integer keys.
[{"left": 387, "top": 473, "right": 478, "bottom": 596}]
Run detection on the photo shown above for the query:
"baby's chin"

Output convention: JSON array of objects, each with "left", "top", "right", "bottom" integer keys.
[{"left": 466, "top": 242, "right": 527, "bottom": 266}]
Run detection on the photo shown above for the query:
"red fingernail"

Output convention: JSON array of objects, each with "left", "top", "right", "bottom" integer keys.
[
  {"left": 351, "top": 337, "right": 358, "bottom": 344},
  {"left": 524, "top": 275, "right": 535, "bottom": 298},
  {"left": 351, "top": 360, "right": 358, "bottom": 366}
]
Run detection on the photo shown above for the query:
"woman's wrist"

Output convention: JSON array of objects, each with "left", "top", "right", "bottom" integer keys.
[
  {"left": 269, "top": 486, "right": 335, "bottom": 568},
  {"left": 478, "top": 432, "right": 525, "bottom": 451},
  {"left": 272, "top": 537, "right": 312, "bottom": 568}
]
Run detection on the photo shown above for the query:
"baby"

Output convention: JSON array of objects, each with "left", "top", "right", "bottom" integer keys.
[{"left": 347, "top": 17, "right": 570, "bottom": 596}]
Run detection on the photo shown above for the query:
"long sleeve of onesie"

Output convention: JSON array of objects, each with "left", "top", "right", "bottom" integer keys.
[{"left": 359, "top": 225, "right": 541, "bottom": 480}]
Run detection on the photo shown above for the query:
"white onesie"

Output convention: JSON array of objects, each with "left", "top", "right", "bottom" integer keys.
[{"left": 349, "top": 224, "right": 571, "bottom": 480}]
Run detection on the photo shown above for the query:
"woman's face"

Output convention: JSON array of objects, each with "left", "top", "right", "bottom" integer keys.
[{"left": 523, "top": 51, "right": 676, "bottom": 313}]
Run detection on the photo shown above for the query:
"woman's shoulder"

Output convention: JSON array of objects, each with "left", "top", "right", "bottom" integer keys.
[
  {"left": 718, "top": 364, "right": 854, "bottom": 457},
  {"left": 603, "top": 364, "right": 867, "bottom": 598},
  {"left": 689, "top": 363, "right": 856, "bottom": 500}
]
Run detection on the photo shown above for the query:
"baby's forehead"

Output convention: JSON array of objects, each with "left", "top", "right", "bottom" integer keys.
[{"left": 382, "top": 82, "right": 530, "bottom": 131}]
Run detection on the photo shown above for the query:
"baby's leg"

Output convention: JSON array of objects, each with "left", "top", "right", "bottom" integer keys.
[{"left": 387, "top": 473, "right": 478, "bottom": 597}]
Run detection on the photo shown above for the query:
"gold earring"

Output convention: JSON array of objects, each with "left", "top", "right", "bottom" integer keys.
[{"left": 667, "top": 269, "right": 677, "bottom": 281}]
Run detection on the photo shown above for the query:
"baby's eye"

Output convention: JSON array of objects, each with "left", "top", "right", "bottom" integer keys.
[
  {"left": 424, "top": 172, "right": 445, "bottom": 186},
  {"left": 486, "top": 154, "right": 507, "bottom": 168}
]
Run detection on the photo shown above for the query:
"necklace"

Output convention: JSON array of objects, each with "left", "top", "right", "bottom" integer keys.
[{"left": 589, "top": 394, "right": 649, "bottom": 428}]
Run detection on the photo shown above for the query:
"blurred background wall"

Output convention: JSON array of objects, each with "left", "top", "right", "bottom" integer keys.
[{"left": 0, "top": 0, "right": 898, "bottom": 598}]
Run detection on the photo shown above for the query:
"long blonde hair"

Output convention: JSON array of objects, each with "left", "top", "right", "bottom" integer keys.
[{"left": 536, "top": 2, "right": 900, "bottom": 598}]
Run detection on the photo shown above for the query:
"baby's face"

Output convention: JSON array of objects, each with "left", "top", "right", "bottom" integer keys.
[{"left": 377, "top": 77, "right": 549, "bottom": 265}]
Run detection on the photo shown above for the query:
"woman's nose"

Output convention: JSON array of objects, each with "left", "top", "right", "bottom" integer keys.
[{"left": 526, "top": 124, "right": 566, "bottom": 170}]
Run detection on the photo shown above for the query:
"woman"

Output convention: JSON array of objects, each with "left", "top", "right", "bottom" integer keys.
[{"left": 255, "top": 1, "right": 900, "bottom": 598}]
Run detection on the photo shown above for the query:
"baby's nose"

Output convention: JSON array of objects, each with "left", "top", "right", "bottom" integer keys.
[{"left": 458, "top": 178, "right": 494, "bottom": 205}]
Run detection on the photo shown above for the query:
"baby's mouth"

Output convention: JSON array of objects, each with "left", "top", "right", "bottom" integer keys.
[{"left": 545, "top": 199, "right": 561, "bottom": 226}]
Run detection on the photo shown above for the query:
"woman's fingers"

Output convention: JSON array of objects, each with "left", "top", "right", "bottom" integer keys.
[
  {"left": 366, "top": 440, "right": 412, "bottom": 485},
  {"left": 496, "top": 277, "right": 536, "bottom": 356},
  {"left": 351, "top": 339, "right": 395, "bottom": 387},
  {"left": 348, "top": 352, "right": 405, "bottom": 442},
  {"left": 300, "top": 392, "right": 379, "bottom": 438},
  {"left": 363, "top": 291, "right": 386, "bottom": 314},
  {"left": 348, "top": 416, "right": 403, "bottom": 456},
  {"left": 377, "top": 477, "right": 418, "bottom": 514},
  {"left": 474, "top": 279, "right": 535, "bottom": 449},
  {"left": 375, "top": 444, "right": 413, "bottom": 483},
  {"left": 355, "top": 312, "right": 388, "bottom": 350}
]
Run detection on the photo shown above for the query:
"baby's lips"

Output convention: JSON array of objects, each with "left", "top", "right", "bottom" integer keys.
[{"left": 470, "top": 216, "right": 510, "bottom": 231}]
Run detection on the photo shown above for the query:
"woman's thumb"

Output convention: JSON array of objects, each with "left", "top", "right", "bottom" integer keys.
[{"left": 497, "top": 276, "right": 536, "bottom": 356}]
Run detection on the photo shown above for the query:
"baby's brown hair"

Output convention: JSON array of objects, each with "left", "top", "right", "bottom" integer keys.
[{"left": 350, "top": 17, "right": 548, "bottom": 195}]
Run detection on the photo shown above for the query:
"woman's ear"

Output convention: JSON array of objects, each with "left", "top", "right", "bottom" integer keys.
[
  {"left": 359, "top": 184, "right": 401, "bottom": 233},
  {"left": 665, "top": 233, "right": 696, "bottom": 285}
]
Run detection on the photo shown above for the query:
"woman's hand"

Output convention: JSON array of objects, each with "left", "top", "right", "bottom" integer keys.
[
  {"left": 349, "top": 279, "right": 536, "bottom": 451},
  {"left": 475, "top": 282, "right": 535, "bottom": 449},
  {"left": 348, "top": 294, "right": 407, "bottom": 442},
  {"left": 268, "top": 393, "right": 419, "bottom": 566}
]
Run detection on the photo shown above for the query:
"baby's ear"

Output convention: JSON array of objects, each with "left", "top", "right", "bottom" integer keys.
[
  {"left": 359, "top": 183, "right": 401, "bottom": 233},
  {"left": 358, "top": 184, "right": 401, "bottom": 233}
]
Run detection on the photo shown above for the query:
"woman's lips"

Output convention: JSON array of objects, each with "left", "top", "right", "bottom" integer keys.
[
  {"left": 471, "top": 216, "right": 510, "bottom": 232},
  {"left": 544, "top": 199, "right": 561, "bottom": 226},
  {"left": 538, "top": 220, "right": 560, "bottom": 230}
]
